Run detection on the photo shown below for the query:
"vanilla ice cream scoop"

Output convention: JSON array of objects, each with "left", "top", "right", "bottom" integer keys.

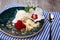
[{"left": 12, "top": 10, "right": 31, "bottom": 25}]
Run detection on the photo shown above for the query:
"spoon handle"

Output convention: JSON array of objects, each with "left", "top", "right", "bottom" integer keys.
[{"left": 49, "top": 23, "right": 52, "bottom": 40}]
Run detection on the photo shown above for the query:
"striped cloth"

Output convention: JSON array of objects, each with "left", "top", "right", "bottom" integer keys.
[{"left": 0, "top": 2, "right": 60, "bottom": 40}]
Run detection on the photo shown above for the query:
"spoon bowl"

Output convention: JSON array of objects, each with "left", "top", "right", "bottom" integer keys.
[{"left": 48, "top": 14, "right": 54, "bottom": 23}]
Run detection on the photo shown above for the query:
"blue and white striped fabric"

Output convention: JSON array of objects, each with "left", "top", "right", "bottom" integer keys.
[{"left": 0, "top": 2, "right": 60, "bottom": 40}]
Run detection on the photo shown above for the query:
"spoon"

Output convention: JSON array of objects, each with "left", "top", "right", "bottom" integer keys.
[{"left": 48, "top": 14, "right": 54, "bottom": 40}]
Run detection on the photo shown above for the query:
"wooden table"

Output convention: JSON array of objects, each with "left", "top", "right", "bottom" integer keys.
[{"left": 0, "top": 0, "right": 60, "bottom": 12}]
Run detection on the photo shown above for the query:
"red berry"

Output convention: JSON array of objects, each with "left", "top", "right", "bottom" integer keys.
[
  {"left": 31, "top": 14, "right": 38, "bottom": 20},
  {"left": 14, "top": 20, "right": 26, "bottom": 30}
]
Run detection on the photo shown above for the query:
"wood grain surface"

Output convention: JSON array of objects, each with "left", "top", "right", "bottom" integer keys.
[
  {"left": 38, "top": 0, "right": 53, "bottom": 11},
  {"left": 0, "top": 0, "right": 60, "bottom": 12},
  {"left": 53, "top": 0, "right": 60, "bottom": 12}
]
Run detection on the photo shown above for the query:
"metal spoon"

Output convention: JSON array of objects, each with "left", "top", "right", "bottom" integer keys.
[{"left": 48, "top": 14, "right": 54, "bottom": 40}]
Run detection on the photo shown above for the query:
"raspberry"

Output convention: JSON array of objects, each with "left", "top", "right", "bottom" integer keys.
[{"left": 14, "top": 20, "right": 26, "bottom": 30}]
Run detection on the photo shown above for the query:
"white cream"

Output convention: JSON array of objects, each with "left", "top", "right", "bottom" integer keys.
[
  {"left": 12, "top": 10, "right": 31, "bottom": 24},
  {"left": 29, "top": 8, "right": 44, "bottom": 22}
]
